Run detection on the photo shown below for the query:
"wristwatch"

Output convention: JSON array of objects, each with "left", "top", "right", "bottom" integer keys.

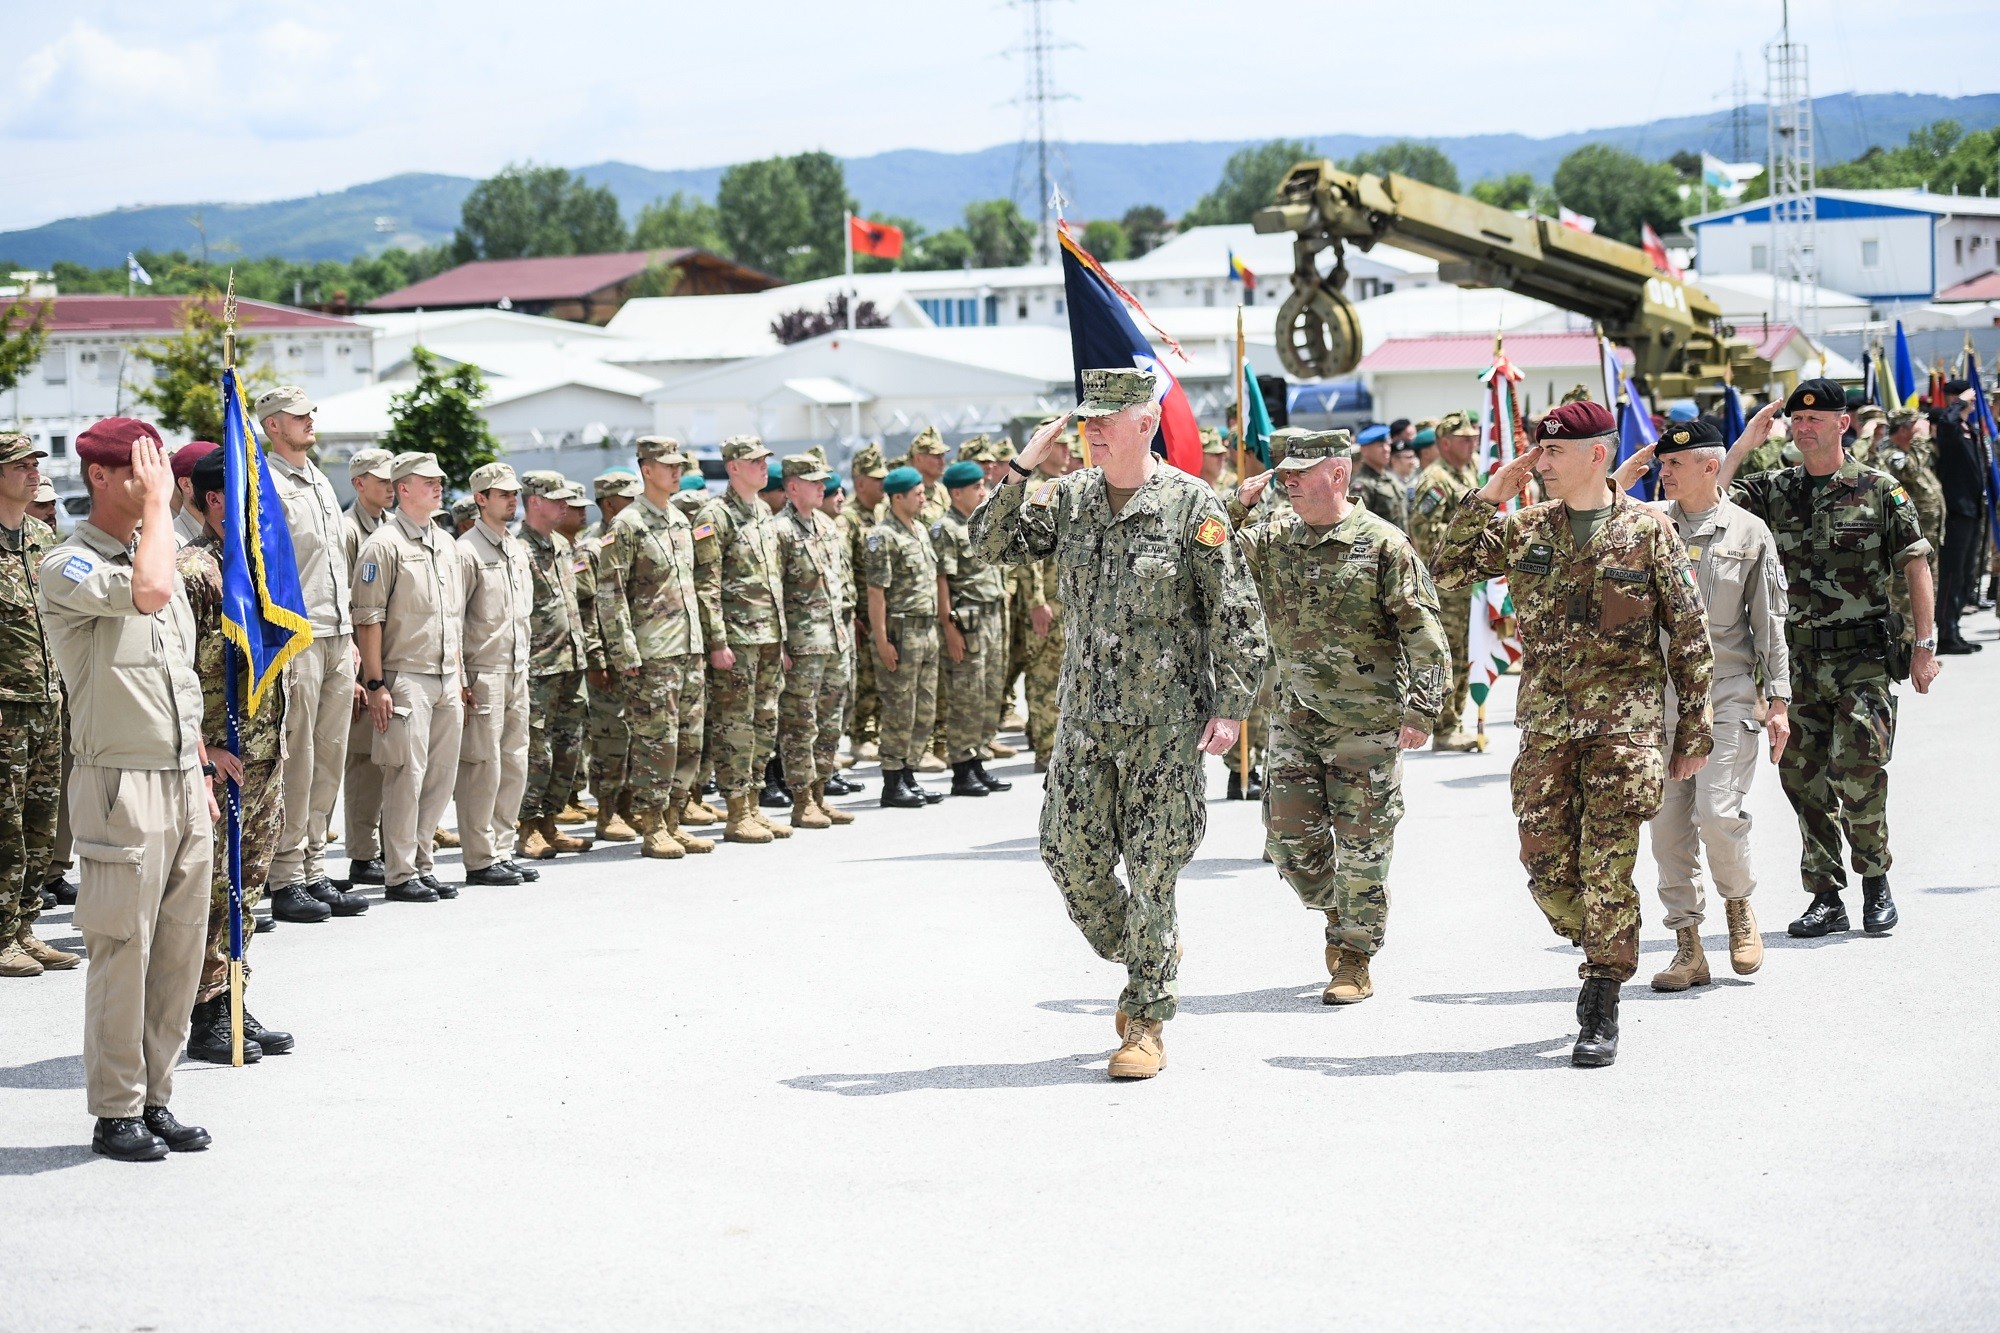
[
  {"left": 1914, "top": 635, "right": 1938, "bottom": 652},
  {"left": 365, "top": 678, "right": 387, "bottom": 692},
  {"left": 200, "top": 761, "right": 217, "bottom": 778},
  {"left": 1007, "top": 459, "right": 1032, "bottom": 479}
]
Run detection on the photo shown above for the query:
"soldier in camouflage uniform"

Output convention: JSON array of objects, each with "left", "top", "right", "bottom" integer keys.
[
  {"left": 865, "top": 467, "right": 944, "bottom": 807},
  {"left": 972, "top": 369, "right": 1268, "bottom": 1080},
  {"left": 1719, "top": 382, "right": 1941, "bottom": 939},
  {"left": 1198, "top": 426, "right": 1236, "bottom": 498},
  {"left": 840, "top": 445, "right": 889, "bottom": 760},
  {"left": 1409, "top": 409, "right": 1483, "bottom": 751},
  {"left": 579, "top": 471, "right": 640, "bottom": 839},
  {"left": 175, "top": 453, "right": 293, "bottom": 1060},
  {"left": 0, "top": 432, "right": 75, "bottom": 977},
  {"left": 1433, "top": 399, "right": 1714, "bottom": 1068},
  {"left": 597, "top": 439, "right": 723, "bottom": 858},
  {"left": 517, "top": 471, "right": 595, "bottom": 859},
  {"left": 1349, "top": 424, "right": 1410, "bottom": 531},
  {"left": 907, "top": 426, "right": 951, "bottom": 527},
  {"left": 773, "top": 455, "right": 855, "bottom": 829},
  {"left": 933, "top": 459, "right": 1014, "bottom": 798},
  {"left": 1236, "top": 432, "right": 1448, "bottom": 1005},
  {"left": 1010, "top": 435, "right": 1069, "bottom": 771},
  {"left": 1872, "top": 409, "right": 1946, "bottom": 647},
  {"left": 1224, "top": 428, "right": 1307, "bottom": 800}
]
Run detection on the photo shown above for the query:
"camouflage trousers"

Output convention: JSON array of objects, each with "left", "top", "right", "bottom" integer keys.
[
  {"left": 1780, "top": 664, "right": 1896, "bottom": 896},
  {"left": 874, "top": 623, "right": 939, "bottom": 772},
  {"left": 1263, "top": 710, "right": 1405, "bottom": 957},
  {"left": 942, "top": 607, "right": 1006, "bottom": 761},
  {"left": 1042, "top": 718, "right": 1205, "bottom": 1022},
  {"left": 1022, "top": 617, "right": 1063, "bottom": 759},
  {"left": 523, "top": 670, "right": 587, "bottom": 822},
  {"left": 707, "top": 642, "right": 782, "bottom": 796},
  {"left": 1511, "top": 733, "right": 1663, "bottom": 982},
  {"left": 627, "top": 655, "right": 704, "bottom": 810},
  {"left": 779, "top": 650, "right": 848, "bottom": 790},
  {"left": 1244, "top": 664, "right": 1275, "bottom": 773},
  {"left": 0, "top": 699, "right": 61, "bottom": 942},
  {"left": 199, "top": 756, "right": 282, "bottom": 1004},
  {"left": 586, "top": 672, "right": 631, "bottom": 809},
  {"left": 1001, "top": 594, "right": 1028, "bottom": 730},
  {"left": 1435, "top": 588, "right": 1472, "bottom": 738},
  {"left": 849, "top": 615, "right": 880, "bottom": 746}
]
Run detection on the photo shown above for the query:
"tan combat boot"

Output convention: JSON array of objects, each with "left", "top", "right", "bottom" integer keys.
[
  {"left": 811, "top": 780, "right": 854, "bottom": 825},
  {"left": 855, "top": 740, "right": 880, "bottom": 762},
  {"left": 633, "top": 807, "right": 684, "bottom": 860},
  {"left": 1431, "top": 732, "right": 1479, "bottom": 753},
  {"left": 1726, "top": 899, "right": 1764, "bottom": 975},
  {"left": 0, "top": 940, "right": 45, "bottom": 977},
  {"left": 595, "top": 797, "right": 638, "bottom": 842},
  {"left": 753, "top": 803, "right": 794, "bottom": 839},
  {"left": 1323, "top": 948, "right": 1374, "bottom": 1005},
  {"left": 1651, "top": 925, "right": 1711, "bottom": 991},
  {"left": 1108, "top": 1017, "right": 1166, "bottom": 1079},
  {"left": 16, "top": 928, "right": 79, "bottom": 971},
  {"left": 516, "top": 820, "right": 556, "bottom": 861},
  {"left": 433, "top": 825, "right": 460, "bottom": 849},
  {"left": 789, "top": 791, "right": 832, "bottom": 830},
  {"left": 666, "top": 794, "right": 714, "bottom": 855},
  {"left": 987, "top": 739, "right": 1018, "bottom": 759},
  {"left": 681, "top": 791, "right": 722, "bottom": 826},
  {"left": 916, "top": 748, "right": 948, "bottom": 774},
  {"left": 541, "top": 817, "right": 592, "bottom": 854},
  {"left": 723, "top": 792, "right": 773, "bottom": 845},
  {"left": 556, "top": 799, "right": 597, "bottom": 824}
]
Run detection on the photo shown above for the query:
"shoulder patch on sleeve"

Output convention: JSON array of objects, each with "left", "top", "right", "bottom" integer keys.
[
  {"left": 60, "top": 554, "right": 93, "bottom": 582},
  {"left": 1416, "top": 490, "right": 1441, "bottom": 516},
  {"left": 359, "top": 561, "right": 378, "bottom": 584},
  {"left": 1194, "top": 515, "right": 1227, "bottom": 548},
  {"left": 866, "top": 533, "right": 883, "bottom": 552},
  {"left": 1030, "top": 481, "right": 1058, "bottom": 508},
  {"left": 692, "top": 522, "right": 715, "bottom": 540},
  {"left": 1889, "top": 485, "right": 1909, "bottom": 507}
]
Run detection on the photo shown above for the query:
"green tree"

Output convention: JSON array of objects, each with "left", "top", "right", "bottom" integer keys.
[
  {"left": 717, "top": 156, "right": 813, "bottom": 280},
  {"left": 1120, "top": 205, "right": 1171, "bottom": 256},
  {"left": 789, "top": 150, "right": 857, "bottom": 281},
  {"left": 452, "top": 163, "right": 628, "bottom": 262},
  {"left": 131, "top": 292, "right": 274, "bottom": 441},
  {"left": 46, "top": 247, "right": 453, "bottom": 308},
  {"left": 633, "top": 192, "right": 726, "bottom": 253},
  {"left": 1338, "top": 140, "right": 1461, "bottom": 193},
  {"left": 1469, "top": 173, "right": 1552, "bottom": 213},
  {"left": 384, "top": 346, "right": 499, "bottom": 487},
  {"left": 1182, "top": 139, "right": 1317, "bottom": 227},
  {"left": 1810, "top": 120, "right": 2000, "bottom": 196},
  {"left": 964, "top": 199, "right": 1033, "bottom": 268},
  {"left": 1550, "top": 145, "right": 1682, "bottom": 245},
  {"left": 624, "top": 262, "right": 685, "bottom": 299},
  {"left": 1080, "top": 219, "right": 1130, "bottom": 261},
  {"left": 906, "top": 227, "right": 975, "bottom": 271},
  {"left": 0, "top": 290, "right": 51, "bottom": 400}
]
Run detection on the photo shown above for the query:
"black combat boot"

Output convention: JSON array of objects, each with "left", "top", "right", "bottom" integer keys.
[
  {"left": 1571, "top": 978, "right": 1621, "bottom": 1067},
  {"left": 1861, "top": 875, "right": 1898, "bottom": 934},
  {"left": 92, "top": 1117, "right": 168, "bottom": 1162},
  {"left": 824, "top": 772, "right": 862, "bottom": 795},
  {"left": 53, "top": 877, "right": 77, "bottom": 906},
  {"left": 970, "top": 758, "right": 1011, "bottom": 792},
  {"left": 385, "top": 879, "right": 439, "bottom": 904},
  {"left": 881, "top": 768, "right": 926, "bottom": 808},
  {"left": 240, "top": 1009, "right": 293, "bottom": 1055},
  {"left": 420, "top": 873, "right": 457, "bottom": 900},
  {"left": 269, "top": 882, "right": 332, "bottom": 924},
  {"left": 345, "top": 857, "right": 386, "bottom": 886},
  {"left": 464, "top": 862, "right": 524, "bottom": 887},
  {"left": 1788, "top": 892, "right": 1849, "bottom": 938},
  {"left": 142, "top": 1105, "right": 211, "bottom": 1152},
  {"left": 759, "top": 756, "right": 792, "bottom": 809},
  {"left": 184, "top": 997, "right": 262, "bottom": 1065},
  {"left": 1244, "top": 767, "right": 1264, "bottom": 800},
  {"left": 1226, "top": 769, "right": 1244, "bottom": 801},
  {"left": 503, "top": 858, "right": 540, "bottom": 882},
  {"left": 305, "top": 876, "right": 370, "bottom": 916},
  {"left": 950, "top": 760, "right": 990, "bottom": 797}
]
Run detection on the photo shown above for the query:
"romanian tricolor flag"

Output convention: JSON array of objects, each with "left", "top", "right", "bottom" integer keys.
[{"left": 1228, "top": 249, "right": 1255, "bottom": 288}]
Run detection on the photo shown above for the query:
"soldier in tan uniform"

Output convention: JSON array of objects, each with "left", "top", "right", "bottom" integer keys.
[
  {"left": 352, "top": 452, "right": 467, "bottom": 902},
  {"left": 339, "top": 448, "right": 394, "bottom": 886},
  {"left": 1408, "top": 409, "right": 1483, "bottom": 751},
  {"left": 255, "top": 386, "right": 370, "bottom": 919},
  {"left": 454, "top": 462, "right": 536, "bottom": 887},
  {"left": 38, "top": 419, "right": 218, "bottom": 1160}
]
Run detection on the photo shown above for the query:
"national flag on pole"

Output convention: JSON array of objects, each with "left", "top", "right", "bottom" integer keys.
[
  {"left": 848, "top": 216, "right": 904, "bottom": 261},
  {"left": 221, "top": 366, "right": 313, "bottom": 715},
  {"left": 1964, "top": 346, "right": 2000, "bottom": 546},
  {"left": 1469, "top": 338, "right": 1525, "bottom": 711},
  {"left": 1239, "top": 356, "right": 1272, "bottom": 468},
  {"left": 1057, "top": 222, "right": 1203, "bottom": 474},
  {"left": 1701, "top": 153, "right": 1732, "bottom": 191},
  {"left": 1227, "top": 248, "right": 1255, "bottom": 289},
  {"left": 1559, "top": 207, "right": 1596, "bottom": 234},
  {"left": 127, "top": 253, "right": 152, "bottom": 286},
  {"left": 1721, "top": 381, "right": 1747, "bottom": 446},
  {"left": 1615, "top": 373, "right": 1660, "bottom": 499},
  {"left": 1892, "top": 320, "right": 1919, "bottom": 408},
  {"left": 1640, "top": 222, "right": 1683, "bottom": 280},
  {"left": 1597, "top": 332, "right": 1623, "bottom": 416}
]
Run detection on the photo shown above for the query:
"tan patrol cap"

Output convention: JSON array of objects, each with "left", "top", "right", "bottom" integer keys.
[
  {"left": 468, "top": 461, "right": 520, "bottom": 492},
  {"left": 348, "top": 447, "right": 394, "bottom": 480},
  {"left": 390, "top": 451, "right": 446, "bottom": 481},
  {"left": 720, "top": 434, "right": 772, "bottom": 462},
  {"left": 253, "top": 385, "right": 315, "bottom": 420},
  {"left": 33, "top": 478, "right": 58, "bottom": 503}
]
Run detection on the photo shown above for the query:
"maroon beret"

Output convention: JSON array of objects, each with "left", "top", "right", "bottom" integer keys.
[
  {"left": 170, "top": 441, "right": 220, "bottom": 478},
  {"left": 1536, "top": 400, "right": 1617, "bottom": 441},
  {"left": 75, "top": 417, "right": 164, "bottom": 468}
]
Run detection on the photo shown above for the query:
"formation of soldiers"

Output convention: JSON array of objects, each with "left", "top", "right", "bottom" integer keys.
[{"left": 0, "top": 363, "right": 1959, "bottom": 1154}]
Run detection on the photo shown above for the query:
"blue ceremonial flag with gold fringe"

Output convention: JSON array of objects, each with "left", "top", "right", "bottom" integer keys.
[{"left": 220, "top": 366, "right": 312, "bottom": 716}]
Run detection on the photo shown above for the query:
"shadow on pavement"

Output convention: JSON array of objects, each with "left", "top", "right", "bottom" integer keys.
[
  {"left": 1038, "top": 984, "right": 1326, "bottom": 1019},
  {"left": 0, "top": 1054, "right": 86, "bottom": 1091},
  {"left": 0, "top": 1145, "right": 97, "bottom": 1176},
  {"left": 1413, "top": 979, "right": 1750, "bottom": 1006},
  {"left": 1926, "top": 884, "right": 1996, "bottom": 895},
  {"left": 1269, "top": 1036, "right": 1574, "bottom": 1077},
  {"left": 1439, "top": 772, "right": 1509, "bottom": 789},
  {"left": 782, "top": 1053, "right": 1111, "bottom": 1095},
  {"left": 1181, "top": 857, "right": 1271, "bottom": 880},
  {"left": 1550, "top": 929, "right": 1880, "bottom": 957}
]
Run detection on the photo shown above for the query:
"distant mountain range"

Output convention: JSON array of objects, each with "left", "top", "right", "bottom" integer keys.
[{"left": 5, "top": 92, "right": 1996, "bottom": 271}]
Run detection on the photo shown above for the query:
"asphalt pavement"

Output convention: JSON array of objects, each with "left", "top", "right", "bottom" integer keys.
[{"left": 6, "top": 613, "right": 1997, "bottom": 1331}]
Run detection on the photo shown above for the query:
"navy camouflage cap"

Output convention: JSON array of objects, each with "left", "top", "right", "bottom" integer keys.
[{"left": 1074, "top": 366, "right": 1158, "bottom": 418}]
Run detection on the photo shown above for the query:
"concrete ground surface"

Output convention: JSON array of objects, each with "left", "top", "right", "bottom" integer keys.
[{"left": 6, "top": 618, "right": 1997, "bottom": 1332}]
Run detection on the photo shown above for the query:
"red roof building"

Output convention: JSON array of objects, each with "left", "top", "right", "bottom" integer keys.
[
  {"left": 1936, "top": 271, "right": 2000, "bottom": 304},
  {"left": 6, "top": 293, "right": 359, "bottom": 334},
  {"left": 365, "top": 248, "right": 780, "bottom": 324}
]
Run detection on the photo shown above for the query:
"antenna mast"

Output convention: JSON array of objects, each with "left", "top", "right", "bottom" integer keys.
[
  {"left": 1009, "top": 0, "right": 1074, "bottom": 264},
  {"left": 1765, "top": 0, "right": 1819, "bottom": 335}
]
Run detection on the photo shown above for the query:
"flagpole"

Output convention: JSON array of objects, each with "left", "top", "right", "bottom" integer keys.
[
  {"left": 1234, "top": 305, "right": 1250, "bottom": 792},
  {"left": 222, "top": 272, "right": 247, "bottom": 1070}
]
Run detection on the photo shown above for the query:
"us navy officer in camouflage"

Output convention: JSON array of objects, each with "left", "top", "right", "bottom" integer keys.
[
  {"left": 1433, "top": 399, "right": 1713, "bottom": 1068},
  {"left": 1236, "top": 430, "right": 1448, "bottom": 1005},
  {"left": 1718, "top": 379, "right": 1940, "bottom": 939},
  {"left": 972, "top": 367, "right": 1268, "bottom": 1080}
]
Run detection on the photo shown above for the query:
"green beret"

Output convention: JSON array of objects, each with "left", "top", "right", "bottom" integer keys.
[
  {"left": 943, "top": 460, "right": 985, "bottom": 489},
  {"left": 1414, "top": 427, "right": 1437, "bottom": 447},
  {"left": 763, "top": 459, "right": 785, "bottom": 491},
  {"left": 824, "top": 474, "right": 844, "bottom": 496},
  {"left": 678, "top": 473, "right": 707, "bottom": 492},
  {"left": 882, "top": 465, "right": 923, "bottom": 496}
]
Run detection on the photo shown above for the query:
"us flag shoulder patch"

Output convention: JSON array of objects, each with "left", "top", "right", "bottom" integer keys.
[{"left": 692, "top": 522, "right": 715, "bottom": 540}]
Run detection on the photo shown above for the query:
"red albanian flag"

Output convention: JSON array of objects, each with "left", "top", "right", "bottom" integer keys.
[{"left": 849, "top": 216, "right": 904, "bottom": 261}]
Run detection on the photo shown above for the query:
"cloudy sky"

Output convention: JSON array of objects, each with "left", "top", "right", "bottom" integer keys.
[{"left": 5, "top": 0, "right": 1996, "bottom": 232}]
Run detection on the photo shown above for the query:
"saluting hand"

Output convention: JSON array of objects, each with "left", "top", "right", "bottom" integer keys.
[
  {"left": 1237, "top": 470, "right": 1273, "bottom": 510},
  {"left": 130, "top": 435, "right": 172, "bottom": 511},
  {"left": 1611, "top": 444, "right": 1655, "bottom": 493},
  {"left": 1016, "top": 411, "right": 1075, "bottom": 477},
  {"left": 1477, "top": 446, "right": 1542, "bottom": 505}
]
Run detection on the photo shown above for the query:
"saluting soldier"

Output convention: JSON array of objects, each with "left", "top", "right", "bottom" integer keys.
[
  {"left": 351, "top": 452, "right": 468, "bottom": 902},
  {"left": 338, "top": 447, "right": 395, "bottom": 887},
  {"left": 933, "top": 459, "right": 1013, "bottom": 798},
  {"left": 972, "top": 370, "right": 1269, "bottom": 1080},
  {"left": 840, "top": 444, "right": 889, "bottom": 762},
  {"left": 38, "top": 419, "right": 218, "bottom": 1161},
  {"left": 454, "top": 462, "right": 538, "bottom": 887},
  {"left": 866, "top": 466, "right": 945, "bottom": 808},
  {"left": 1349, "top": 425, "right": 1410, "bottom": 531},
  {"left": 516, "top": 472, "right": 595, "bottom": 860},
  {"left": 1408, "top": 409, "right": 1483, "bottom": 751},
  {"left": 1432, "top": 399, "right": 1714, "bottom": 1068},
  {"left": 773, "top": 454, "right": 855, "bottom": 829},
  {"left": 1236, "top": 431, "right": 1448, "bottom": 1005},
  {"left": 1719, "top": 381, "right": 1940, "bottom": 938}
]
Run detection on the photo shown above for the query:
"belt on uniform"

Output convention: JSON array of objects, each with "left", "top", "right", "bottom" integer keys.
[{"left": 1788, "top": 622, "right": 1885, "bottom": 654}]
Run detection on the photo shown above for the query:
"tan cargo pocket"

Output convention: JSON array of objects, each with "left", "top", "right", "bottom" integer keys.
[
  {"left": 372, "top": 708, "right": 415, "bottom": 769},
  {"left": 72, "top": 838, "right": 146, "bottom": 941}
]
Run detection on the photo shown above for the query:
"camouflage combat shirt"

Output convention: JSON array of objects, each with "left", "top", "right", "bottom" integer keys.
[
  {"left": 1408, "top": 459, "right": 1480, "bottom": 564},
  {"left": 703, "top": 488, "right": 785, "bottom": 647},
  {"left": 1349, "top": 462, "right": 1410, "bottom": 532},
  {"left": 178, "top": 533, "right": 284, "bottom": 762},
  {"left": 775, "top": 504, "right": 849, "bottom": 657},
  {"left": 971, "top": 464, "right": 1268, "bottom": 726},
  {"left": 597, "top": 495, "right": 709, "bottom": 668},
  {"left": 1871, "top": 441, "right": 1945, "bottom": 552},
  {"left": 573, "top": 534, "right": 609, "bottom": 674},
  {"left": 839, "top": 499, "right": 883, "bottom": 626},
  {"left": 1433, "top": 491, "right": 1713, "bottom": 755},
  {"left": 1239, "top": 504, "right": 1449, "bottom": 750},
  {"left": 522, "top": 524, "right": 588, "bottom": 676},
  {"left": 932, "top": 506, "right": 1007, "bottom": 612},
  {"left": 861, "top": 513, "right": 939, "bottom": 622},
  {"left": 0, "top": 514, "right": 58, "bottom": 703}
]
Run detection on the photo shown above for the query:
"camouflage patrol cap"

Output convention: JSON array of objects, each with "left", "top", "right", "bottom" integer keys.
[
  {"left": 594, "top": 468, "right": 642, "bottom": 499},
  {"left": 636, "top": 435, "right": 689, "bottom": 466},
  {"left": 467, "top": 461, "right": 520, "bottom": 492},
  {"left": 851, "top": 443, "right": 888, "bottom": 479},
  {"left": 1074, "top": 366, "right": 1159, "bottom": 418},
  {"left": 781, "top": 454, "right": 831, "bottom": 482},
  {"left": 805, "top": 444, "right": 829, "bottom": 468},
  {"left": 1200, "top": 426, "right": 1227, "bottom": 456},
  {"left": 720, "top": 434, "right": 772, "bottom": 462},
  {"left": 347, "top": 447, "right": 394, "bottom": 481},
  {"left": 519, "top": 469, "right": 580, "bottom": 500},
  {"left": 0, "top": 431, "right": 47, "bottom": 466},
  {"left": 956, "top": 435, "right": 993, "bottom": 463},
  {"left": 1268, "top": 425, "right": 1311, "bottom": 462},
  {"left": 990, "top": 437, "right": 1017, "bottom": 462},
  {"left": 1436, "top": 410, "right": 1478, "bottom": 438},
  {"left": 1886, "top": 408, "right": 1920, "bottom": 430},
  {"left": 908, "top": 426, "right": 947, "bottom": 455},
  {"left": 1273, "top": 429, "right": 1357, "bottom": 472},
  {"left": 450, "top": 495, "right": 478, "bottom": 525}
]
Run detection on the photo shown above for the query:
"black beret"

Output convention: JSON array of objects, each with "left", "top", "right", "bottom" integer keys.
[
  {"left": 1783, "top": 378, "right": 1846, "bottom": 414},
  {"left": 1942, "top": 378, "right": 1972, "bottom": 396},
  {"left": 1654, "top": 419, "right": 1724, "bottom": 454}
]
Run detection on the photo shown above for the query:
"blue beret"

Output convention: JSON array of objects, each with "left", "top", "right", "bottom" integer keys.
[
  {"left": 882, "top": 465, "right": 923, "bottom": 496},
  {"left": 1356, "top": 424, "right": 1389, "bottom": 445},
  {"left": 678, "top": 473, "right": 706, "bottom": 492},
  {"left": 942, "top": 460, "right": 985, "bottom": 489},
  {"left": 1666, "top": 401, "right": 1700, "bottom": 422}
]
